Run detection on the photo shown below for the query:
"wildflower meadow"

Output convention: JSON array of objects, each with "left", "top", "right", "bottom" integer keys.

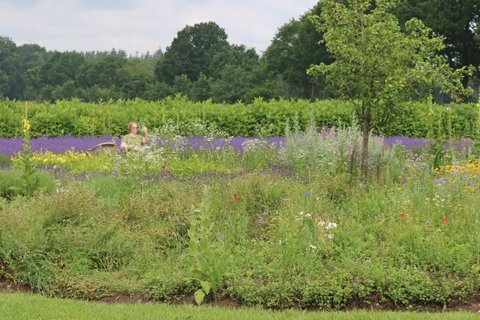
[
  {"left": 1, "top": 0, "right": 480, "bottom": 317},
  {"left": 0, "top": 110, "right": 478, "bottom": 313}
]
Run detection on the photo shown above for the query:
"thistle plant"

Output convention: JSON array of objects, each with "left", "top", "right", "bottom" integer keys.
[
  {"left": 186, "top": 188, "right": 226, "bottom": 305},
  {"left": 425, "top": 93, "right": 447, "bottom": 169}
]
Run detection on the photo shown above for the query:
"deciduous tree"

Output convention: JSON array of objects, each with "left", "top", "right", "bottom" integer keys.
[
  {"left": 263, "top": 4, "right": 332, "bottom": 99},
  {"left": 308, "top": 0, "right": 472, "bottom": 183},
  {"left": 155, "top": 22, "right": 229, "bottom": 84},
  {"left": 396, "top": 0, "right": 480, "bottom": 87},
  {"left": 0, "top": 37, "right": 22, "bottom": 99}
]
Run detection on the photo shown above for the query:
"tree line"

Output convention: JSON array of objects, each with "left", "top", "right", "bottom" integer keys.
[{"left": 0, "top": 1, "right": 478, "bottom": 103}]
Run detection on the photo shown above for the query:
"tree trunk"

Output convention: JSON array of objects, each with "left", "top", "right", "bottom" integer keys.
[{"left": 302, "top": 80, "right": 312, "bottom": 100}]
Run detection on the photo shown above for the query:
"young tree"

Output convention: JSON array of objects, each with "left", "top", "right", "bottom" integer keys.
[{"left": 308, "top": 0, "right": 473, "bottom": 183}]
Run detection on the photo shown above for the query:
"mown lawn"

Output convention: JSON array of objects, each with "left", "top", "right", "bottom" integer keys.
[{"left": 0, "top": 293, "right": 478, "bottom": 320}]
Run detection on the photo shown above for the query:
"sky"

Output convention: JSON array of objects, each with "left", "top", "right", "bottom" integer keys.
[{"left": 0, "top": 0, "right": 319, "bottom": 55}]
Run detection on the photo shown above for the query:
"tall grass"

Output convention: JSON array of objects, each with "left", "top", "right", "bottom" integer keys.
[{"left": 283, "top": 120, "right": 393, "bottom": 184}]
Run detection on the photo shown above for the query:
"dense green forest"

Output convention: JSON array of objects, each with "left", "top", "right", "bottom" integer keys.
[{"left": 1, "top": 1, "right": 479, "bottom": 103}]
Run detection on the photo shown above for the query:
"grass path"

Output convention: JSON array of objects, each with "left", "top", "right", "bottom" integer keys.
[{"left": 1, "top": 293, "right": 478, "bottom": 320}]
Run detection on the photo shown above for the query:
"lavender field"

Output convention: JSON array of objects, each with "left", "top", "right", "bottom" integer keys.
[
  {"left": 0, "top": 136, "right": 286, "bottom": 156},
  {"left": 0, "top": 135, "right": 473, "bottom": 156}
]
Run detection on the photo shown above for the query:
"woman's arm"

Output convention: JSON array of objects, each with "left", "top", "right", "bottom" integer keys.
[{"left": 120, "top": 139, "right": 129, "bottom": 150}]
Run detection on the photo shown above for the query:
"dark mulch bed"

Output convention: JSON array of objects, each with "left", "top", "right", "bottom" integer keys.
[{"left": 1, "top": 278, "right": 478, "bottom": 313}]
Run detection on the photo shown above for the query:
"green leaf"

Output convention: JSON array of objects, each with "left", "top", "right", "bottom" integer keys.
[
  {"left": 7, "top": 186, "right": 21, "bottom": 193},
  {"left": 194, "top": 289, "right": 205, "bottom": 305},
  {"left": 200, "top": 280, "right": 211, "bottom": 295}
]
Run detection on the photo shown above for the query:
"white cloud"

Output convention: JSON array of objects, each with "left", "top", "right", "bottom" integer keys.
[{"left": 0, "top": 0, "right": 318, "bottom": 55}]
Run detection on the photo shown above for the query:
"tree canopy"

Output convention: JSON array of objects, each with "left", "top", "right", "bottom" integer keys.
[
  {"left": 155, "top": 22, "right": 229, "bottom": 84},
  {"left": 0, "top": 1, "right": 478, "bottom": 103},
  {"left": 263, "top": 3, "right": 332, "bottom": 99},
  {"left": 395, "top": 0, "right": 480, "bottom": 87}
]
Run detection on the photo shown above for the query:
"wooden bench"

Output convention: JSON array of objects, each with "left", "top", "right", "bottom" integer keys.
[{"left": 85, "top": 142, "right": 117, "bottom": 155}]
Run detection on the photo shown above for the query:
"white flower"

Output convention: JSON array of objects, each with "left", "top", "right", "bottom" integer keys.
[
  {"left": 326, "top": 222, "right": 337, "bottom": 230},
  {"left": 326, "top": 233, "right": 334, "bottom": 240},
  {"left": 309, "top": 244, "right": 317, "bottom": 249}
]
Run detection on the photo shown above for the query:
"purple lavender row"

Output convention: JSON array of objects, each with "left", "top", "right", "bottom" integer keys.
[
  {"left": 0, "top": 136, "right": 119, "bottom": 156},
  {"left": 0, "top": 136, "right": 286, "bottom": 156},
  {"left": 383, "top": 136, "right": 474, "bottom": 151},
  {"left": 0, "top": 136, "right": 474, "bottom": 156},
  {"left": 161, "top": 137, "right": 286, "bottom": 152}
]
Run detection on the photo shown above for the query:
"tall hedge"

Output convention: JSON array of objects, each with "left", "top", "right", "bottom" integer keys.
[{"left": 0, "top": 97, "right": 477, "bottom": 138}]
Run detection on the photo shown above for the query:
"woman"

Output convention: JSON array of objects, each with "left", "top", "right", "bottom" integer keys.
[{"left": 120, "top": 121, "right": 148, "bottom": 151}]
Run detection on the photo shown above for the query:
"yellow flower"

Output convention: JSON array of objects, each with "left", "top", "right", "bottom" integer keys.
[{"left": 22, "top": 117, "right": 31, "bottom": 133}]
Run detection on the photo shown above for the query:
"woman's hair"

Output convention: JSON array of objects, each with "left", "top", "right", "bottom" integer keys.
[{"left": 128, "top": 121, "right": 138, "bottom": 132}]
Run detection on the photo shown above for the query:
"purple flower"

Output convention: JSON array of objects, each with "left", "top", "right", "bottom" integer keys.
[
  {"left": 384, "top": 137, "right": 427, "bottom": 151},
  {"left": 0, "top": 136, "right": 118, "bottom": 156},
  {"left": 383, "top": 137, "right": 475, "bottom": 152},
  {"left": 0, "top": 134, "right": 473, "bottom": 156}
]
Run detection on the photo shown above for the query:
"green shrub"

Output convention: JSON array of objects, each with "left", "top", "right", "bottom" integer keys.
[
  {"left": 0, "top": 155, "right": 11, "bottom": 167},
  {"left": 1, "top": 98, "right": 476, "bottom": 138},
  {"left": 0, "top": 169, "right": 54, "bottom": 200}
]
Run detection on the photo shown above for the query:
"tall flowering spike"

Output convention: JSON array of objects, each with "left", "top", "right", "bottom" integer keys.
[
  {"left": 19, "top": 106, "right": 36, "bottom": 198},
  {"left": 23, "top": 102, "right": 30, "bottom": 137},
  {"left": 22, "top": 117, "right": 31, "bottom": 135},
  {"left": 21, "top": 112, "right": 31, "bottom": 154},
  {"left": 475, "top": 95, "right": 480, "bottom": 157},
  {"left": 426, "top": 93, "right": 434, "bottom": 140}
]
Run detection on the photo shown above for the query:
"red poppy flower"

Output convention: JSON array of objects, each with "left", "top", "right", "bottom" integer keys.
[
  {"left": 399, "top": 211, "right": 405, "bottom": 217},
  {"left": 234, "top": 195, "right": 241, "bottom": 201},
  {"left": 443, "top": 217, "right": 449, "bottom": 223}
]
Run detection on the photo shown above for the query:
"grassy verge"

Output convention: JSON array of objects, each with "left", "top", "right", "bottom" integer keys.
[{"left": 0, "top": 293, "right": 477, "bottom": 320}]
